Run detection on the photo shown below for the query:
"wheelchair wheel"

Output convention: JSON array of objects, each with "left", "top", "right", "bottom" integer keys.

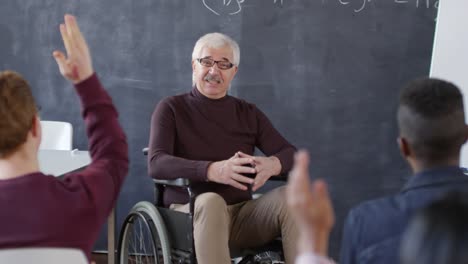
[{"left": 118, "top": 201, "right": 171, "bottom": 264}]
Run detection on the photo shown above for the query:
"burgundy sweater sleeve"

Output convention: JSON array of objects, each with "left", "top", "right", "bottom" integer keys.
[
  {"left": 62, "top": 74, "right": 129, "bottom": 220},
  {"left": 147, "top": 99, "right": 210, "bottom": 181},
  {"left": 255, "top": 107, "right": 296, "bottom": 173}
]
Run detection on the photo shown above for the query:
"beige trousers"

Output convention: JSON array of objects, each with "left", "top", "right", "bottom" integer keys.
[{"left": 170, "top": 186, "right": 298, "bottom": 264}]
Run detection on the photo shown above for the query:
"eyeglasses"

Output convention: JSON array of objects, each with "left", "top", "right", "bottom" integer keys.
[{"left": 197, "top": 58, "right": 235, "bottom": 70}]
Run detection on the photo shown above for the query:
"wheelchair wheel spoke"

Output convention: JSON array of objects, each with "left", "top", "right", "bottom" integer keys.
[
  {"left": 121, "top": 213, "right": 159, "bottom": 264},
  {"left": 118, "top": 202, "right": 172, "bottom": 264}
]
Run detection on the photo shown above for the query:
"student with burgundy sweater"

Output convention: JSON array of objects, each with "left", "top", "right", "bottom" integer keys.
[{"left": 0, "top": 15, "right": 128, "bottom": 260}]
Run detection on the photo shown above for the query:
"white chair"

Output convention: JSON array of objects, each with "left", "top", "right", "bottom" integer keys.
[
  {"left": 0, "top": 248, "right": 88, "bottom": 264},
  {"left": 39, "top": 121, "right": 73, "bottom": 150}
]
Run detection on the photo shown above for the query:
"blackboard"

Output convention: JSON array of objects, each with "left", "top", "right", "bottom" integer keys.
[{"left": 0, "top": 0, "right": 438, "bottom": 258}]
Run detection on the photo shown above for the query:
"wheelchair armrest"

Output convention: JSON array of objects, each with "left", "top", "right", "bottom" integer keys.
[
  {"left": 144, "top": 148, "right": 191, "bottom": 188},
  {"left": 153, "top": 178, "right": 191, "bottom": 187}
]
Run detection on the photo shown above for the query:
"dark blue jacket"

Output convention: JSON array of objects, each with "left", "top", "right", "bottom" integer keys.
[{"left": 339, "top": 166, "right": 468, "bottom": 264}]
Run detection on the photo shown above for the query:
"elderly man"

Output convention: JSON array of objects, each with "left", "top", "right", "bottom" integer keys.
[
  {"left": 0, "top": 15, "right": 128, "bottom": 259},
  {"left": 148, "top": 32, "right": 298, "bottom": 263}
]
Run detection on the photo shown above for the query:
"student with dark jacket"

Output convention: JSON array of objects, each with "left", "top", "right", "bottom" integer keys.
[
  {"left": 288, "top": 78, "right": 468, "bottom": 264},
  {"left": 339, "top": 78, "right": 468, "bottom": 264}
]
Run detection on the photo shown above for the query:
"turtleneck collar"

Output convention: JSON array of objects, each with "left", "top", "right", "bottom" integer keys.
[{"left": 191, "top": 86, "right": 231, "bottom": 103}]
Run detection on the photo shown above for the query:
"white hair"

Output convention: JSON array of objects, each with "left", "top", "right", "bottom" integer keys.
[{"left": 192, "top": 32, "right": 240, "bottom": 66}]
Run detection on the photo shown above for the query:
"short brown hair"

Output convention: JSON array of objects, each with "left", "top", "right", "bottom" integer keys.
[{"left": 0, "top": 71, "right": 38, "bottom": 158}]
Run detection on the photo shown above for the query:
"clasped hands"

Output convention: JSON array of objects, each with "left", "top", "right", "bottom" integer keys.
[{"left": 206, "top": 151, "right": 281, "bottom": 191}]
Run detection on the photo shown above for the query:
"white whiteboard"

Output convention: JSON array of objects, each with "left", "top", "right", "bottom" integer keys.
[{"left": 430, "top": 0, "right": 468, "bottom": 167}]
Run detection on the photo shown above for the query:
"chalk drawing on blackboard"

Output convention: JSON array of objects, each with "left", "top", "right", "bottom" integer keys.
[
  {"left": 203, "top": 0, "right": 282, "bottom": 16},
  {"left": 202, "top": 0, "right": 243, "bottom": 16},
  {"left": 202, "top": 0, "right": 438, "bottom": 16},
  {"left": 339, "top": 0, "right": 439, "bottom": 13}
]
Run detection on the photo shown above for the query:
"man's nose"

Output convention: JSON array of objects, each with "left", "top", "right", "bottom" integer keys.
[{"left": 208, "top": 63, "right": 221, "bottom": 73}]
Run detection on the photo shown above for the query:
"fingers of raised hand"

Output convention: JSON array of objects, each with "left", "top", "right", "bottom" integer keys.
[
  {"left": 294, "top": 150, "right": 310, "bottom": 172},
  {"left": 289, "top": 150, "right": 311, "bottom": 185},
  {"left": 311, "top": 180, "right": 335, "bottom": 225},
  {"left": 311, "top": 180, "right": 328, "bottom": 200},
  {"left": 52, "top": 51, "right": 67, "bottom": 73},
  {"left": 311, "top": 180, "right": 332, "bottom": 213},
  {"left": 65, "top": 15, "right": 85, "bottom": 46},
  {"left": 59, "top": 23, "right": 73, "bottom": 57},
  {"left": 52, "top": 50, "right": 76, "bottom": 79},
  {"left": 287, "top": 169, "right": 313, "bottom": 211},
  {"left": 61, "top": 15, "right": 89, "bottom": 60}
]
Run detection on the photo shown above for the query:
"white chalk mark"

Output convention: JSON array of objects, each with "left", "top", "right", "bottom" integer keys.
[
  {"left": 201, "top": 0, "right": 436, "bottom": 16},
  {"left": 355, "top": 0, "right": 370, "bottom": 13},
  {"left": 203, "top": 0, "right": 221, "bottom": 16},
  {"left": 229, "top": 0, "right": 243, "bottom": 15},
  {"left": 122, "top": 78, "right": 153, "bottom": 83},
  {"left": 203, "top": 0, "right": 281, "bottom": 16},
  {"left": 130, "top": 85, "right": 153, "bottom": 91}
]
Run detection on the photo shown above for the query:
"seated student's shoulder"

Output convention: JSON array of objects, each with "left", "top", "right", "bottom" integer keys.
[
  {"left": 346, "top": 194, "right": 408, "bottom": 244},
  {"left": 342, "top": 195, "right": 407, "bottom": 264}
]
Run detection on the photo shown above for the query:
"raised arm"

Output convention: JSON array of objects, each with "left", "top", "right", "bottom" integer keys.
[
  {"left": 53, "top": 14, "right": 129, "bottom": 219},
  {"left": 287, "top": 150, "right": 335, "bottom": 264}
]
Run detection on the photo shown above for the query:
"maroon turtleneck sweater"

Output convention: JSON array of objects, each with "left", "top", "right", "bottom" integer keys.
[
  {"left": 0, "top": 74, "right": 128, "bottom": 259},
  {"left": 148, "top": 87, "right": 295, "bottom": 207}
]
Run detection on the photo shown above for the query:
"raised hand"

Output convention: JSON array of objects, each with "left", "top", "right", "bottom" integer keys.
[
  {"left": 236, "top": 151, "right": 281, "bottom": 191},
  {"left": 286, "top": 150, "right": 334, "bottom": 256},
  {"left": 206, "top": 153, "right": 255, "bottom": 190},
  {"left": 53, "top": 14, "right": 93, "bottom": 84}
]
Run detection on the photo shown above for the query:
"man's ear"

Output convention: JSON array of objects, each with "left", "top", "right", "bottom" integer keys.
[
  {"left": 397, "top": 137, "right": 411, "bottom": 158},
  {"left": 233, "top": 65, "right": 238, "bottom": 74},
  {"left": 31, "top": 115, "right": 41, "bottom": 138}
]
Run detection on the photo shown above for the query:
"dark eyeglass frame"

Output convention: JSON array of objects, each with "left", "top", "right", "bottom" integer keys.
[{"left": 197, "top": 58, "right": 235, "bottom": 70}]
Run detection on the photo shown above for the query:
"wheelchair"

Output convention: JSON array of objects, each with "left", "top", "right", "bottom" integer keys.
[{"left": 117, "top": 148, "right": 287, "bottom": 264}]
